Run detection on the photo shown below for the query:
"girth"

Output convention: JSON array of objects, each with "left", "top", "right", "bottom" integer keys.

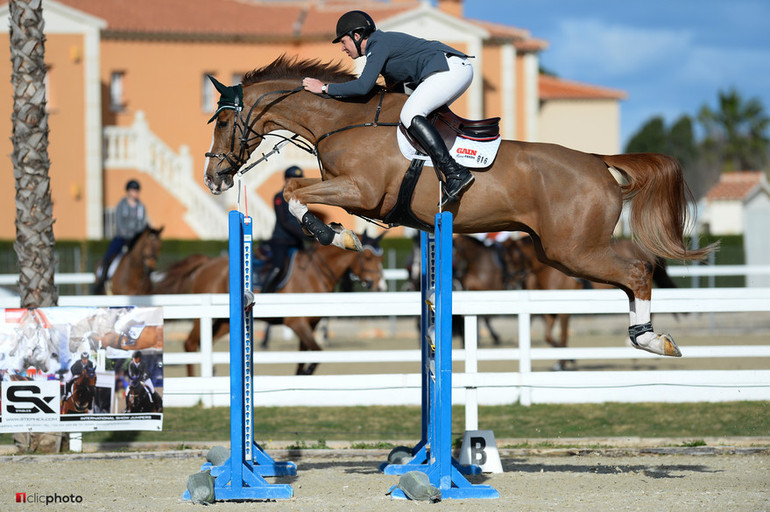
[{"left": 382, "top": 159, "right": 433, "bottom": 231}]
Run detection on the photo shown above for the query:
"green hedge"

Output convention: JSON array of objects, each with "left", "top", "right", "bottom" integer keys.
[{"left": 0, "top": 233, "right": 745, "bottom": 295}]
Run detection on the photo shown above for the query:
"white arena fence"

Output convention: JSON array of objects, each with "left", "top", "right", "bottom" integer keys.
[
  {"left": 2, "top": 264, "right": 770, "bottom": 289},
  {"left": 1, "top": 288, "right": 768, "bottom": 432}
]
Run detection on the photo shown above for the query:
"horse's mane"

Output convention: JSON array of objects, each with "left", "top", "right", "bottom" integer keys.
[
  {"left": 126, "top": 226, "right": 160, "bottom": 251},
  {"left": 242, "top": 54, "right": 357, "bottom": 86},
  {"left": 152, "top": 254, "right": 212, "bottom": 294}
]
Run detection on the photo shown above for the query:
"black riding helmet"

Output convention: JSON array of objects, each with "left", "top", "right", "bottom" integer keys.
[
  {"left": 332, "top": 10, "right": 376, "bottom": 57},
  {"left": 284, "top": 166, "right": 303, "bottom": 179}
]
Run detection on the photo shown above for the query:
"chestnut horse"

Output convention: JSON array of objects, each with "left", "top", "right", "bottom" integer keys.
[
  {"left": 61, "top": 369, "right": 96, "bottom": 414},
  {"left": 95, "top": 226, "right": 163, "bottom": 295},
  {"left": 203, "top": 55, "right": 716, "bottom": 358},
  {"left": 512, "top": 236, "right": 679, "bottom": 370},
  {"left": 452, "top": 235, "right": 527, "bottom": 345},
  {"left": 156, "top": 233, "right": 385, "bottom": 375}
]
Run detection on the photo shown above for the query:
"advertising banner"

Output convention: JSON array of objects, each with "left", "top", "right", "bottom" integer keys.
[{"left": 0, "top": 306, "right": 163, "bottom": 432}]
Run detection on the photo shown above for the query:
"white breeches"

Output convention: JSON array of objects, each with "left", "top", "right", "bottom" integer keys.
[{"left": 400, "top": 55, "right": 474, "bottom": 127}]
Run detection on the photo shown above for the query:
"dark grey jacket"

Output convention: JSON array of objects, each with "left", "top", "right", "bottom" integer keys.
[
  {"left": 327, "top": 30, "right": 466, "bottom": 97},
  {"left": 114, "top": 197, "right": 148, "bottom": 240}
]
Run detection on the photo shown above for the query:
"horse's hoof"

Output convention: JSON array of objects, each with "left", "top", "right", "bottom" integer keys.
[
  {"left": 628, "top": 332, "right": 682, "bottom": 357},
  {"left": 334, "top": 230, "right": 362, "bottom": 252}
]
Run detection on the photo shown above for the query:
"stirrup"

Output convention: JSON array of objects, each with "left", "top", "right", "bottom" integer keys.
[{"left": 440, "top": 173, "right": 475, "bottom": 207}]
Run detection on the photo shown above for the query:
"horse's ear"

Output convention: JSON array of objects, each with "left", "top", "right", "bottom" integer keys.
[{"left": 208, "top": 74, "right": 229, "bottom": 95}]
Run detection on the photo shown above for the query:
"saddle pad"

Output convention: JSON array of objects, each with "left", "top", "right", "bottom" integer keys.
[{"left": 397, "top": 129, "right": 501, "bottom": 169}]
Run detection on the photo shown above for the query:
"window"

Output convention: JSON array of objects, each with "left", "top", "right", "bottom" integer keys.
[
  {"left": 202, "top": 72, "right": 215, "bottom": 112},
  {"left": 110, "top": 71, "right": 125, "bottom": 112}
]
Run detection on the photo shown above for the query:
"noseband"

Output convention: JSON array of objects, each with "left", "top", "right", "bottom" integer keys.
[
  {"left": 346, "top": 242, "right": 383, "bottom": 290},
  {"left": 205, "top": 86, "right": 314, "bottom": 179}
]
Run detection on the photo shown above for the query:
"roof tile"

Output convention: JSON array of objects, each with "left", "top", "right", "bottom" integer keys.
[
  {"left": 705, "top": 171, "right": 764, "bottom": 201},
  {"left": 539, "top": 74, "right": 627, "bottom": 100}
]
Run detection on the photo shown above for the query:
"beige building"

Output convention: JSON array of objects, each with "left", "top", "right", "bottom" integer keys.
[
  {"left": 538, "top": 74, "right": 626, "bottom": 154},
  {"left": 0, "top": 0, "right": 624, "bottom": 241}
]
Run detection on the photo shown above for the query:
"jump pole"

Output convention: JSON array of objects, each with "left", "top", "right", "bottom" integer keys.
[
  {"left": 386, "top": 211, "right": 499, "bottom": 499},
  {"left": 184, "top": 210, "right": 295, "bottom": 501}
]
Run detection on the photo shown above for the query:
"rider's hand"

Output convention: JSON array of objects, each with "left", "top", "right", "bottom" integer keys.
[{"left": 302, "top": 77, "right": 326, "bottom": 94}]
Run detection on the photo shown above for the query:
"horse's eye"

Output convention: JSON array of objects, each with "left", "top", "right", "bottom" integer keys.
[{"left": 217, "top": 120, "right": 229, "bottom": 129}]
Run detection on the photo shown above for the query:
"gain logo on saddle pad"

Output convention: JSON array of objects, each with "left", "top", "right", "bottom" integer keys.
[{"left": 397, "top": 130, "right": 501, "bottom": 169}]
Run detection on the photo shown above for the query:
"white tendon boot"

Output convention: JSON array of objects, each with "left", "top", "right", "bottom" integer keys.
[{"left": 627, "top": 299, "right": 682, "bottom": 357}]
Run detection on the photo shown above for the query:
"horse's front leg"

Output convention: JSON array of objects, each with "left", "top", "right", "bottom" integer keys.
[{"left": 285, "top": 177, "right": 372, "bottom": 252}]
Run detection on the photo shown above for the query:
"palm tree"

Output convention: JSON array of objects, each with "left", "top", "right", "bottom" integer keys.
[
  {"left": 698, "top": 88, "right": 770, "bottom": 172},
  {"left": 9, "top": 0, "right": 63, "bottom": 453}
]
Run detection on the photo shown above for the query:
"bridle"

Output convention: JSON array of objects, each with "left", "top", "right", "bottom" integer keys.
[
  {"left": 206, "top": 85, "right": 397, "bottom": 181},
  {"left": 345, "top": 241, "right": 384, "bottom": 290},
  {"left": 205, "top": 86, "right": 315, "bottom": 179},
  {"left": 306, "top": 241, "right": 383, "bottom": 290}
]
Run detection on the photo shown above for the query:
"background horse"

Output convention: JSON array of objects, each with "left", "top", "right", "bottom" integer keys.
[
  {"left": 512, "top": 236, "right": 679, "bottom": 370},
  {"left": 125, "top": 378, "right": 162, "bottom": 413},
  {"left": 452, "top": 235, "right": 527, "bottom": 345},
  {"left": 203, "top": 56, "right": 716, "bottom": 358},
  {"left": 156, "top": 232, "right": 386, "bottom": 376},
  {"left": 95, "top": 226, "right": 163, "bottom": 295},
  {"left": 61, "top": 369, "right": 96, "bottom": 414}
]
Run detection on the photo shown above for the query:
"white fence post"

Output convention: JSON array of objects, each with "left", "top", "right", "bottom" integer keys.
[
  {"left": 518, "top": 311, "right": 532, "bottom": 406},
  {"left": 464, "top": 314, "right": 479, "bottom": 431}
]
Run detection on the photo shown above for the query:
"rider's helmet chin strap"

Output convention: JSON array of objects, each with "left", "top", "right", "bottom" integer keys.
[{"left": 353, "top": 33, "right": 366, "bottom": 58}]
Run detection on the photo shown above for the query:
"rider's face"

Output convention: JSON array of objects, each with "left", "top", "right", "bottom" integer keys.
[{"left": 340, "top": 34, "right": 360, "bottom": 59}]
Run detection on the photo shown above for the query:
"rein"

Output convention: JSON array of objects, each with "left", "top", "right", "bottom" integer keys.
[
  {"left": 307, "top": 243, "right": 380, "bottom": 290},
  {"left": 208, "top": 86, "right": 314, "bottom": 178},
  {"left": 314, "top": 90, "right": 399, "bottom": 180},
  {"left": 212, "top": 86, "right": 398, "bottom": 181}
]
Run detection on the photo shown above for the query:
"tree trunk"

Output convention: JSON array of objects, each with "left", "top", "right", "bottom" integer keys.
[{"left": 9, "top": 0, "right": 66, "bottom": 454}]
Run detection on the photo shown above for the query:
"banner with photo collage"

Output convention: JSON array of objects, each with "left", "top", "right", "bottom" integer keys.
[{"left": 0, "top": 306, "right": 163, "bottom": 432}]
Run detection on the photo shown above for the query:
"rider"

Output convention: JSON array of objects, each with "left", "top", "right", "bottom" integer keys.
[
  {"left": 65, "top": 351, "right": 94, "bottom": 399},
  {"left": 126, "top": 350, "right": 154, "bottom": 407},
  {"left": 95, "top": 179, "right": 149, "bottom": 292},
  {"left": 302, "top": 10, "right": 475, "bottom": 207},
  {"left": 262, "top": 166, "right": 311, "bottom": 293}
]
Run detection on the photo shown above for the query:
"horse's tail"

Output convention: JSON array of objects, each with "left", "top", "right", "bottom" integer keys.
[{"left": 597, "top": 153, "right": 717, "bottom": 261}]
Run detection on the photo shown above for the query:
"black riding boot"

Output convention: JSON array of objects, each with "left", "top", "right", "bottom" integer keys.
[
  {"left": 261, "top": 266, "right": 281, "bottom": 294},
  {"left": 407, "top": 115, "right": 475, "bottom": 206}
]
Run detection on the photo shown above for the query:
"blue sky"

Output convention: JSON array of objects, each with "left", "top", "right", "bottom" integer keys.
[{"left": 460, "top": 0, "right": 770, "bottom": 147}]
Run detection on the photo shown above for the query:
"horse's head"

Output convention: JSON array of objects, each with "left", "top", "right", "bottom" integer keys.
[
  {"left": 203, "top": 76, "right": 256, "bottom": 194},
  {"left": 347, "top": 231, "right": 387, "bottom": 291},
  {"left": 132, "top": 226, "right": 163, "bottom": 274},
  {"left": 203, "top": 55, "right": 360, "bottom": 194},
  {"left": 504, "top": 238, "right": 533, "bottom": 289}
]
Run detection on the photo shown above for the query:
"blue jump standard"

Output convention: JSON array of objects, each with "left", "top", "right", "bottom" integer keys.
[
  {"left": 384, "top": 212, "right": 499, "bottom": 500},
  {"left": 183, "top": 210, "right": 295, "bottom": 502}
]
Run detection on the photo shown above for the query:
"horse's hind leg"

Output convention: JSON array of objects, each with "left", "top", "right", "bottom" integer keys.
[
  {"left": 536, "top": 238, "right": 681, "bottom": 357},
  {"left": 286, "top": 318, "right": 322, "bottom": 375}
]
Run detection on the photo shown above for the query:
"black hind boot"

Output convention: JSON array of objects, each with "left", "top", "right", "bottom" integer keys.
[{"left": 407, "top": 115, "right": 475, "bottom": 206}]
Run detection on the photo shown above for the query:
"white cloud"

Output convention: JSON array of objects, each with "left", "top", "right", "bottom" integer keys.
[{"left": 544, "top": 18, "right": 694, "bottom": 79}]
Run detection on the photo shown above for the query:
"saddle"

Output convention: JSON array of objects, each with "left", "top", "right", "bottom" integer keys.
[
  {"left": 432, "top": 106, "right": 501, "bottom": 140},
  {"left": 399, "top": 106, "right": 502, "bottom": 169},
  {"left": 254, "top": 247, "right": 298, "bottom": 293}
]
